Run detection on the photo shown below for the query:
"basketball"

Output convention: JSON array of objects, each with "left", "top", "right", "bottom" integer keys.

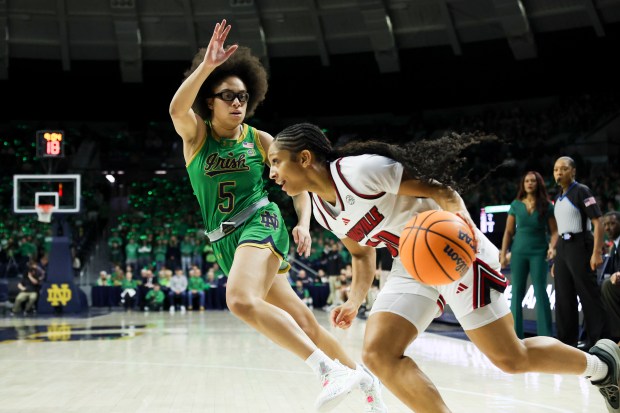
[{"left": 399, "top": 210, "right": 476, "bottom": 285}]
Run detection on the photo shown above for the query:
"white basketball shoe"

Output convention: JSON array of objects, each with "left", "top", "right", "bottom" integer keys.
[
  {"left": 315, "top": 360, "right": 365, "bottom": 412},
  {"left": 358, "top": 364, "right": 388, "bottom": 413}
]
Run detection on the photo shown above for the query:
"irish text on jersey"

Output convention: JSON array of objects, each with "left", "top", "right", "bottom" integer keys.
[{"left": 204, "top": 153, "right": 250, "bottom": 177}]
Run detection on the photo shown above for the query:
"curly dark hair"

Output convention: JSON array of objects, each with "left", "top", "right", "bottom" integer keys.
[
  {"left": 183, "top": 46, "right": 268, "bottom": 119},
  {"left": 515, "top": 171, "right": 550, "bottom": 222},
  {"left": 274, "top": 123, "right": 500, "bottom": 193}
]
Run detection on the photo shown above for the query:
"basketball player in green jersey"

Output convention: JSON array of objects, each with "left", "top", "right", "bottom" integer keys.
[{"left": 169, "top": 20, "right": 386, "bottom": 412}]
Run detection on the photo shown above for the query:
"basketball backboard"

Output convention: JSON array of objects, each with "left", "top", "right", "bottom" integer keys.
[{"left": 13, "top": 174, "right": 81, "bottom": 214}]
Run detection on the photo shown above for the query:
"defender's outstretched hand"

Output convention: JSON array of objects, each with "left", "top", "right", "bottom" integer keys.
[{"left": 203, "top": 19, "right": 238, "bottom": 68}]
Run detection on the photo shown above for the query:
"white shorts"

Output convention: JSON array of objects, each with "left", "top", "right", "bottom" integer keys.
[{"left": 369, "top": 229, "right": 511, "bottom": 331}]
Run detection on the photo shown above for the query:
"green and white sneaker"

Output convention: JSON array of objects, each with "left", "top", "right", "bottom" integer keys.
[{"left": 589, "top": 339, "right": 620, "bottom": 412}]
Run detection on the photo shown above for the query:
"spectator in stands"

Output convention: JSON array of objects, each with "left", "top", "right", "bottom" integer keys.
[
  {"left": 42, "top": 228, "right": 53, "bottom": 257},
  {"left": 120, "top": 271, "right": 139, "bottom": 312},
  {"left": 125, "top": 237, "right": 139, "bottom": 274},
  {"left": 158, "top": 265, "right": 172, "bottom": 291},
  {"left": 601, "top": 211, "right": 620, "bottom": 342},
  {"left": 141, "top": 268, "right": 155, "bottom": 289},
  {"left": 193, "top": 236, "right": 206, "bottom": 272},
  {"left": 108, "top": 229, "right": 124, "bottom": 266},
  {"left": 551, "top": 156, "right": 609, "bottom": 349},
  {"left": 111, "top": 264, "right": 124, "bottom": 286},
  {"left": 187, "top": 266, "right": 206, "bottom": 311},
  {"left": 137, "top": 236, "right": 152, "bottom": 271},
  {"left": 11, "top": 267, "right": 40, "bottom": 315},
  {"left": 294, "top": 280, "right": 313, "bottom": 309},
  {"left": 96, "top": 271, "right": 112, "bottom": 286},
  {"left": 166, "top": 235, "right": 181, "bottom": 271},
  {"left": 139, "top": 268, "right": 155, "bottom": 308},
  {"left": 180, "top": 233, "right": 194, "bottom": 275},
  {"left": 500, "top": 171, "right": 557, "bottom": 338},
  {"left": 324, "top": 241, "right": 344, "bottom": 308},
  {"left": 168, "top": 267, "right": 187, "bottom": 313},
  {"left": 153, "top": 237, "right": 167, "bottom": 271},
  {"left": 145, "top": 283, "right": 165, "bottom": 312},
  {"left": 19, "top": 235, "right": 37, "bottom": 273},
  {"left": 203, "top": 240, "right": 217, "bottom": 272},
  {"left": 4, "top": 236, "right": 20, "bottom": 278},
  {"left": 294, "top": 269, "right": 314, "bottom": 287},
  {"left": 204, "top": 267, "right": 218, "bottom": 309},
  {"left": 30, "top": 260, "right": 46, "bottom": 283}
]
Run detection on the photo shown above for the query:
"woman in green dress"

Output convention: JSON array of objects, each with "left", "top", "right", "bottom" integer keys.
[{"left": 500, "top": 171, "right": 558, "bottom": 338}]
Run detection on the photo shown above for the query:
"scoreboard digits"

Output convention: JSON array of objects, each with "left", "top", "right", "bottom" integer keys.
[{"left": 36, "top": 130, "right": 65, "bottom": 158}]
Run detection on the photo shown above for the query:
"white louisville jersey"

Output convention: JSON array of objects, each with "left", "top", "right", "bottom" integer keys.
[{"left": 311, "top": 154, "right": 440, "bottom": 257}]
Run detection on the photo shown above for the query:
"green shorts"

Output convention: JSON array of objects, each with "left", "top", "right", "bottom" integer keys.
[{"left": 211, "top": 202, "right": 291, "bottom": 275}]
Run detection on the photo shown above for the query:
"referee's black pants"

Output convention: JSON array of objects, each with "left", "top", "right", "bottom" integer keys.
[{"left": 554, "top": 233, "right": 609, "bottom": 349}]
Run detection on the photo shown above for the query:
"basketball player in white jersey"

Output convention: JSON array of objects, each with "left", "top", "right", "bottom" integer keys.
[{"left": 267, "top": 123, "right": 620, "bottom": 413}]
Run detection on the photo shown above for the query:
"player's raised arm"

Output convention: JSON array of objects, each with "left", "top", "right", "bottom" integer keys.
[{"left": 169, "top": 20, "right": 238, "bottom": 156}]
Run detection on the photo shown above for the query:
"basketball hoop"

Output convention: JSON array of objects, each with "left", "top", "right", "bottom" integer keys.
[{"left": 36, "top": 204, "right": 54, "bottom": 223}]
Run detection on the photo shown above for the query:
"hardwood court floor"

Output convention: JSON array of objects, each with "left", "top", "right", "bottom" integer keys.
[{"left": 0, "top": 310, "right": 607, "bottom": 413}]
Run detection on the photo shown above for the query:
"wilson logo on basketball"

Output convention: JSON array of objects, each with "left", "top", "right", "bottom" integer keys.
[{"left": 443, "top": 245, "right": 469, "bottom": 275}]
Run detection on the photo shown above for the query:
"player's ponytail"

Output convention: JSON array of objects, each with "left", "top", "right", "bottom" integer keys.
[{"left": 331, "top": 132, "right": 499, "bottom": 192}]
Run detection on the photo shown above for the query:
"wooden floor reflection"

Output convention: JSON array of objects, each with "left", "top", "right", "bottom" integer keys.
[{"left": 0, "top": 310, "right": 606, "bottom": 413}]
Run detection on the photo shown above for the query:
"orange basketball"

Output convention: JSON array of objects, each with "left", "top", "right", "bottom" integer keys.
[{"left": 399, "top": 210, "right": 476, "bottom": 285}]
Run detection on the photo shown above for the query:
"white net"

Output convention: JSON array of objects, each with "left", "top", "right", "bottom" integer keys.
[{"left": 36, "top": 205, "right": 54, "bottom": 223}]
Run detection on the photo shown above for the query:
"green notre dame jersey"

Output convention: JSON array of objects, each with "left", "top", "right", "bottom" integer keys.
[{"left": 186, "top": 121, "right": 268, "bottom": 233}]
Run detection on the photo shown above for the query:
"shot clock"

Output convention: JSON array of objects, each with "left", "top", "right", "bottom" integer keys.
[{"left": 36, "top": 130, "right": 65, "bottom": 158}]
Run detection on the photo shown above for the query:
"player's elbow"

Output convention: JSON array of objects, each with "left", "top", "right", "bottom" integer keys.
[{"left": 169, "top": 103, "right": 183, "bottom": 119}]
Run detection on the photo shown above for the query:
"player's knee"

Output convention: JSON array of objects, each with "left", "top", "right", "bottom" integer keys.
[
  {"left": 226, "top": 291, "right": 257, "bottom": 319},
  {"left": 362, "top": 342, "right": 390, "bottom": 377},
  {"left": 490, "top": 353, "right": 529, "bottom": 374}
]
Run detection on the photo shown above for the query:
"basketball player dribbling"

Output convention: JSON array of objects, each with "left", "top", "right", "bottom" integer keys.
[
  {"left": 169, "top": 21, "right": 386, "bottom": 412},
  {"left": 267, "top": 122, "right": 620, "bottom": 413}
]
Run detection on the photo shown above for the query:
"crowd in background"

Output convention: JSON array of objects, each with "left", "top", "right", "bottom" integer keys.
[{"left": 1, "top": 91, "right": 619, "bottom": 319}]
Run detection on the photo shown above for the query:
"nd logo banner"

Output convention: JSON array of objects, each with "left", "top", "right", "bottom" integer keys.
[{"left": 47, "top": 283, "right": 72, "bottom": 306}]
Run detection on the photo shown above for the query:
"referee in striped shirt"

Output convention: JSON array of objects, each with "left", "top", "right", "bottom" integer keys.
[{"left": 551, "top": 156, "right": 609, "bottom": 350}]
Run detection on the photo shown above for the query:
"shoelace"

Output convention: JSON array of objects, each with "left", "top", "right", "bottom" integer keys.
[{"left": 599, "top": 383, "right": 619, "bottom": 402}]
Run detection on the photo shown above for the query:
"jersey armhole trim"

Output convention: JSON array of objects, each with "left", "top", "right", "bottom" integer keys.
[
  {"left": 185, "top": 127, "right": 208, "bottom": 168},
  {"left": 253, "top": 127, "right": 267, "bottom": 162}
]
